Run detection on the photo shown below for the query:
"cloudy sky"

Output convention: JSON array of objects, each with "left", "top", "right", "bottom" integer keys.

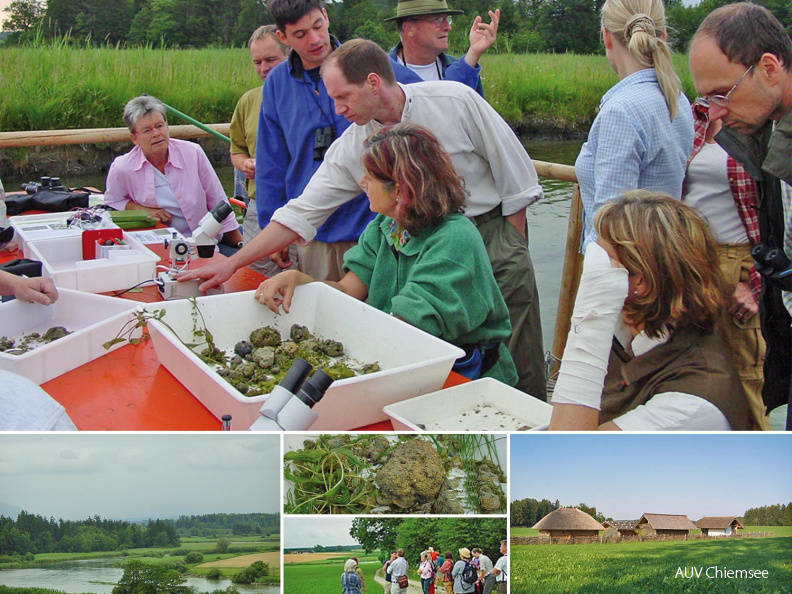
[
  {"left": 284, "top": 516, "right": 359, "bottom": 549},
  {"left": 0, "top": 433, "right": 281, "bottom": 520},
  {"left": 510, "top": 434, "right": 792, "bottom": 521}
]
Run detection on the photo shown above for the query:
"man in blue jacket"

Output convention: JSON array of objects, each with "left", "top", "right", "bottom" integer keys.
[
  {"left": 386, "top": 0, "right": 500, "bottom": 97},
  {"left": 256, "top": 0, "right": 421, "bottom": 281}
]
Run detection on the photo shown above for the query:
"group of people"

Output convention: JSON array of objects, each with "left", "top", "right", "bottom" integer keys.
[
  {"left": 210, "top": 0, "right": 788, "bottom": 431},
  {"left": 2, "top": 0, "right": 790, "bottom": 431},
  {"left": 379, "top": 541, "right": 508, "bottom": 594}
]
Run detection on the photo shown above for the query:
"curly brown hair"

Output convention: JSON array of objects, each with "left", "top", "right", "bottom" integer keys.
[
  {"left": 595, "top": 191, "right": 729, "bottom": 339},
  {"left": 362, "top": 123, "right": 466, "bottom": 235}
]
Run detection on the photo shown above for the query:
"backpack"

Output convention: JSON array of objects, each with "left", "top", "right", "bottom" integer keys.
[{"left": 461, "top": 560, "right": 478, "bottom": 585}]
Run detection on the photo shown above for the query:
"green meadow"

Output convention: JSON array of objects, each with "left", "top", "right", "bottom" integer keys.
[
  {"left": 0, "top": 45, "right": 696, "bottom": 134},
  {"left": 284, "top": 552, "right": 383, "bottom": 594},
  {"left": 511, "top": 535, "right": 792, "bottom": 593}
]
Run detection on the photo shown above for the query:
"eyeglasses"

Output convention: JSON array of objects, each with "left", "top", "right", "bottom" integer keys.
[
  {"left": 696, "top": 64, "right": 754, "bottom": 109},
  {"left": 409, "top": 15, "right": 452, "bottom": 27},
  {"left": 133, "top": 122, "right": 167, "bottom": 137}
]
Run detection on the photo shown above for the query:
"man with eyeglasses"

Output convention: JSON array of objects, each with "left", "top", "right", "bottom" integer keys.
[
  {"left": 689, "top": 2, "right": 792, "bottom": 429},
  {"left": 385, "top": 0, "right": 499, "bottom": 97}
]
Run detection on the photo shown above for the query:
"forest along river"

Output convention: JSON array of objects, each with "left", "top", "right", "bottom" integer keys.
[
  {"left": 3, "top": 138, "right": 583, "bottom": 363},
  {"left": 0, "top": 556, "right": 275, "bottom": 593}
]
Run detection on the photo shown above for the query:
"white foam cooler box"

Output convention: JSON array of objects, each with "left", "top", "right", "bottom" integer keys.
[
  {"left": 25, "top": 233, "right": 159, "bottom": 293},
  {"left": 144, "top": 283, "right": 465, "bottom": 430},
  {"left": 0, "top": 288, "right": 142, "bottom": 384},
  {"left": 383, "top": 378, "right": 553, "bottom": 431}
]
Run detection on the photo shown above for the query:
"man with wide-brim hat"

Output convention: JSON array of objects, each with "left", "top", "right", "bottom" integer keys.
[{"left": 386, "top": 0, "right": 499, "bottom": 97}]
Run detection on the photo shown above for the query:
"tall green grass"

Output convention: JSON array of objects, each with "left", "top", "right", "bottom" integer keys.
[
  {"left": 512, "top": 536, "right": 792, "bottom": 593},
  {"left": 0, "top": 45, "right": 260, "bottom": 131},
  {"left": 480, "top": 52, "right": 696, "bottom": 133},
  {"left": 1, "top": 45, "right": 697, "bottom": 134}
]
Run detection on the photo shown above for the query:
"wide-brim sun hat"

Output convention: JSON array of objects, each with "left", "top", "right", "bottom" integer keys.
[
  {"left": 385, "top": 0, "right": 464, "bottom": 22},
  {"left": 458, "top": 547, "right": 471, "bottom": 559}
]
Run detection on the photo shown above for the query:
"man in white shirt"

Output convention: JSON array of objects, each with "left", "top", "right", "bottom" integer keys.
[
  {"left": 387, "top": 548, "right": 410, "bottom": 594},
  {"left": 182, "top": 39, "right": 547, "bottom": 399},
  {"left": 491, "top": 540, "right": 507, "bottom": 594},
  {"left": 472, "top": 547, "right": 494, "bottom": 594}
]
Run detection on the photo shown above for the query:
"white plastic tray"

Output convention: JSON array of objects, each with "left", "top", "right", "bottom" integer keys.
[
  {"left": 145, "top": 283, "right": 465, "bottom": 430},
  {"left": 0, "top": 288, "right": 141, "bottom": 384},
  {"left": 383, "top": 377, "right": 553, "bottom": 431},
  {"left": 10, "top": 211, "right": 114, "bottom": 257},
  {"left": 26, "top": 233, "right": 159, "bottom": 293}
]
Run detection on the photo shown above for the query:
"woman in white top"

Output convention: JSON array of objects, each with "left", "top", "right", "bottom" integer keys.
[
  {"left": 550, "top": 191, "right": 757, "bottom": 431},
  {"left": 418, "top": 551, "right": 434, "bottom": 594}
]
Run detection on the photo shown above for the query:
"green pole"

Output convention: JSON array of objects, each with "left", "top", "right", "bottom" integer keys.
[{"left": 143, "top": 94, "right": 230, "bottom": 144}]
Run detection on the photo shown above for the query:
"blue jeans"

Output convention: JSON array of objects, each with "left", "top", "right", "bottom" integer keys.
[{"left": 422, "top": 577, "right": 432, "bottom": 594}]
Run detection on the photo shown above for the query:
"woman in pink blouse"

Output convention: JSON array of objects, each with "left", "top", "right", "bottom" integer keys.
[{"left": 104, "top": 95, "right": 242, "bottom": 247}]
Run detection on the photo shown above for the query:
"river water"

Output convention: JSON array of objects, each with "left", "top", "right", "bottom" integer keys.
[
  {"left": 0, "top": 557, "right": 276, "bottom": 594},
  {"left": 2, "top": 138, "right": 583, "bottom": 355}
]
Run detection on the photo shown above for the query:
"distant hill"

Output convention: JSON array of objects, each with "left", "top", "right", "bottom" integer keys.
[{"left": 0, "top": 500, "right": 24, "bottom": 518}]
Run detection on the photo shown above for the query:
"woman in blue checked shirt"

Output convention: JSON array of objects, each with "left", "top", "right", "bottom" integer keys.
[{"left": 575, "top": 0, "right": 693, "bottom": 247}]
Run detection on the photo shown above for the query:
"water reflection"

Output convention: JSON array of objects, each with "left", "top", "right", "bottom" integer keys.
[{"left": 0, "top": 557, "right": 274, "bottom": 594}]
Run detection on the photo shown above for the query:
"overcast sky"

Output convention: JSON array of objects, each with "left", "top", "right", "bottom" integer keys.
[
  {"left": 510, "top": 434, "right": 792, "bottom": 521},
  {"left": 0, "top": 433, "right": 281, "bottom": 520},
  {"left": 284, "top": 516, "right": 359, "bottom": 549}
]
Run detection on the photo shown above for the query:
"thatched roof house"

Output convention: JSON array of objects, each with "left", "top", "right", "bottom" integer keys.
[
  {"left": 696, "top": 516, "right": 744, "bottom": 537},
  {"left": 533, "top": 507, "right": 604, "bottom": 538},
  {"left": 602, "top": 520, "right": 638, "bottom": 536},
  {"left": 636, "top": 514, "right": 697, "bottom": 536}
]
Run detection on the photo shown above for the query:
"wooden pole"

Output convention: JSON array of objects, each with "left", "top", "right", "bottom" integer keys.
[
  {"left": 0, "top": 124, "right": 231, "bottom": 148},
  {"left": 549, "top": 183, "right": 584, "bottom": 382},
  {"left": 531, "top": 160, "right": 577, "bottom": 183}
]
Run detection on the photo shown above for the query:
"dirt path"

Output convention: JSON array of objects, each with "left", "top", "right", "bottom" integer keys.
[{"left": 372, "top": 567, "right": 425, "bottom": 594}]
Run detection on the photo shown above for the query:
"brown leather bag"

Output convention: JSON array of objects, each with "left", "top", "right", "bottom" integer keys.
[{"left": 397, "top": 574, "right": 409, "bottom": 588}]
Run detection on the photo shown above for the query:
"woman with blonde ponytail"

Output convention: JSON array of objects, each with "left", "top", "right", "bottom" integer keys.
[{"left": 576, "top": 0, "right": 693, "bottom": 246}]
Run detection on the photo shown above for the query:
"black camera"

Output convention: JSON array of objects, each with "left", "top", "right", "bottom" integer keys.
[
  {"left": 751, "top": 243, "right": 792, "bottom": 291},
  {"left": 313, "top": 125, "right": 335, "bottom": 161}
]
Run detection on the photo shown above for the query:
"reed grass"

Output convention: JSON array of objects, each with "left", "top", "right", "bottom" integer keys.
[
  {"left": 0, "top": 45, "right": 260, "bottom": 131},
  {"left": 480, "top": 52, "right": 697, "bottom": 133},
  {"left": 0, "top": 45, "right": 697, "bottom": 133}
]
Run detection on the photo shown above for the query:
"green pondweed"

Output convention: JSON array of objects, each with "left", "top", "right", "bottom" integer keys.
[
  {"left": 284, "top": 435, "right": 381, "bottom": 514},
  {"left": 284, "top": 434, "right": 507, "bottom": 515}
]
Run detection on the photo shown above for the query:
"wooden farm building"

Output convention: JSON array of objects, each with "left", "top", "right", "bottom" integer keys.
[
  {"left": 602, "top": 520, "right": 638, "bottom": 537},
  {"left": 696, "top": 516, "right": 745, "bottom": 537},
  {"left": 533, "top": 507, "right": 604, "bottom": 539},
  {"left": 636, "top": 514, "right": 697, "bottom": 537}
]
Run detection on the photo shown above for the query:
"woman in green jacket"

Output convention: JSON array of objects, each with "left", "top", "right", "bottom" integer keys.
[{"left": 256, "top": 123, "right": 517, "bottom": 385}]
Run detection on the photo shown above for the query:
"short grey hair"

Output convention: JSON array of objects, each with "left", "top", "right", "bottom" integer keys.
[
  {"left": 248, "top": 24, "right": 288, "bottom": 52},
  {"left": 123, "top": 95, "right": 167, "bottom": 132}
]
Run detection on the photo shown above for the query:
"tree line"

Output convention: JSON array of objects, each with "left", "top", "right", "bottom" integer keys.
[
  {"left": 2, "top": 0, "right": 789, "bottom": 56},
  {"left": 174, "top": 512, "right": 279, "bottom": 537},
  {"left": 510, "top": 498, "right": 611, "bottom": 527},
  {"left": 0, "top": 511, "right": 179, "bottom": 557},
  {"left": 742, "top": 503, "right": 792, "bottom": 526},
  {"left": 350, "top": 517, "right": 506, "bottom": 562}
]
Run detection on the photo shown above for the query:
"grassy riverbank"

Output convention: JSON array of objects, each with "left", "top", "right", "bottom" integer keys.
[{"left": 0, "top": 45, "right": 695, "bottom": 135}]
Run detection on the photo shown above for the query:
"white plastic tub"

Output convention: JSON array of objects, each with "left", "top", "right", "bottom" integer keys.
[
  {"left": 0, "top": 288, "right": 141, "bottom": 384},
  {"left": 145, "top": 283, "right": 465, "bottom": 430},
  {"left": 10, "top": 211, "right": 113, "bottom": 257},
  {"left": 383, "top": 377, "right": 553, "bottom": 431},
  {"left": 26, "top": 233, "right": 159, "bottom": 293}
]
